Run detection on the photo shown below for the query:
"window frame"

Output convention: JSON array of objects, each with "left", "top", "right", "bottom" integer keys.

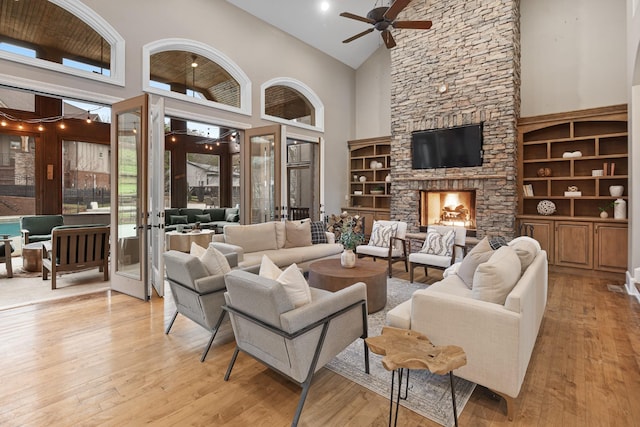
[{"left": 261, "top": 77, "right": 325, "bottom": 132}]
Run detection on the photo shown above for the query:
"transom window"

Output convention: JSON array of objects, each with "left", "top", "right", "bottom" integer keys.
[{"left": 261, "top": 78, "right": 324, "bottom": 132}]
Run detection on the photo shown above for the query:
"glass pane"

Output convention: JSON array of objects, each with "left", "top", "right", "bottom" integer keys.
[
  {"left": 250, "top": 135, "right": 275, "bottom": 223},
  {"left": 186, "top": 153, "right": 220, "bottom": 208},
  {"left": 265, "top": 85, "right": 314, "bottom": 125},
  {"left": 288, "top": 167, "right": 312, "bottom": 209},
  {"left": 62, "top": 141, "right": 110, "bottom": 214},
  {"left": 231, "top": 153, "right": 240, "bottom": 208},
  {"left": 117, "top": 110, "right": 141, "bottom": 279},
  {"left": 0, "top": 132, "right": 35, "bottom": 228},
  {"left": 287, "top": 142, "right": 313, "bottom": 163},
  {"left": 164, "top": 150, "right": 171, "bottom": 208}
]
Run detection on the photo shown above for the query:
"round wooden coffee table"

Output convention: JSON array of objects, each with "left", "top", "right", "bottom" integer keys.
[{"left": 308, "top": 258, "right": 388, "bottom": 313}]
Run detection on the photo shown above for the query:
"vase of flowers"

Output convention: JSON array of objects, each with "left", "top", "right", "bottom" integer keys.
[{"left": 328, "top": 212, "right": 364, "bottom": 268}]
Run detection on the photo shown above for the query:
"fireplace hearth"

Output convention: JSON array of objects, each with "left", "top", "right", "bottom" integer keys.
[{"left": 419, "top": 190, "right": 476, "bottom": 230}]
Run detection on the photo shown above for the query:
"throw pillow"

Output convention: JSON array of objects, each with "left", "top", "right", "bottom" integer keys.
[
  {"left": 368, "top": 222, "right": 398, "bottom": 248},
  {"left": 200, "top": 245, "right": 232, "bottom": 276},
  {"left": 456, "top": 237, "right": 494, "bottom": 288},
  {"left": 508, "top": 238, "right": 538, "bottom": 274},
  {"left": 189, "top": 242, "right": 206, "bottom": 257},
  {"left": 488, "top": 236, "right": 508, "bottom": 250},
  {"left": 419, "top": 229, "right": 455, "bottom": 256},
  {"left": 284, "top": 220, "right": 312, "bottom": 248},
  {"left": 195, "top": 213, "right": 212, "bottom": 223},
  {"left": 258, "top": 256, "right": 311, "bottom": 307},
  {"left": 310, "top": 221, "right": 328, "bottom": 244},
  {"left": 471, "top": 245, "right": 522, "bottom": 305},
  {"left": 170, "top": 215, "right": 188, "bottom": 225}
]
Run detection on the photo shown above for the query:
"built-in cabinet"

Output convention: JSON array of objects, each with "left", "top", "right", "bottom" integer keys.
[
  {"left": 343, "top": 136, "right": 391, "bottom": 236},
  {"left": 517, "top": 105, "right": 628, "bottom": 274}
]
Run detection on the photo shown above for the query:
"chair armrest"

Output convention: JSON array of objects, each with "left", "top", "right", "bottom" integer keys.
[
  {"left": 280, "top": 282, "right": 367, "bottom": 334},
  {"left": 391, "top": 236, "right": 408, "bottom": 256},
  {"left": 223, "top": 252, "right": 238, "bottom": 268},
  {"left": 193, "top": 274, "right": 227, "bottom": 294},
  {"left": 210, "top": 242, "right": 244, "bottom": 263},
  {"left": 21, "top": 229, "right": 30, "bottom": 244}
]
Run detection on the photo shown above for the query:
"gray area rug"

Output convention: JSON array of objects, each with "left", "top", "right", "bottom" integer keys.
[{"left": 326, "top": 277, "right": 476, "bottom": 427}]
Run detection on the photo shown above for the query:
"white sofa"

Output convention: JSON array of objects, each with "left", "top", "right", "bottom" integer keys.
[
  {"left": 386, "top": 236, "right": 548, "bottom": 419},
  {"left": 210, "top": 221, "right": 343, "bottom": 271}
]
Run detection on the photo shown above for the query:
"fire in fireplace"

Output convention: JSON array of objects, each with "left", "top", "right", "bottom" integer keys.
[{"left": 419, "top": 190, "right": 476, "bottom": 230}]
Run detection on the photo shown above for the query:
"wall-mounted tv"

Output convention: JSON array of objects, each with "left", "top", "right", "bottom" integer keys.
[{"left": 411, "top": 123, "right": 484, "bottom": 169}]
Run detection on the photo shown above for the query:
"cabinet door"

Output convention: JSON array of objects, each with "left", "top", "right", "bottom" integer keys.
[
  {"left": 555, "top": 221, "right": 593, "bottom": 269},
  {"left": 594, "top": 223, "right": 628, "bottom": 272},
  {"left": 518, "top": 219, "right": 554, "bottom": 264}
]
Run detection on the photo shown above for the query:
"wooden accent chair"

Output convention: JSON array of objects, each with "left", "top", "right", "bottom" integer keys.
[
  {"left": 408, "top": 225, "right": 466, "bottom": 283},
  {"left": 355, "top": 220, "right": 408, "bottom": 278},
  {"left": 42, "top": 225, "right": 110, "bottom": 289}
]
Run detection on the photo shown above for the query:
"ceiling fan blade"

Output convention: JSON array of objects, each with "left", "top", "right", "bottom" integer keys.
[
  {"left": 384, "top": 0, "right": 411, "bottom": 21},
  {"left": 343, "top": 28, "right": 375, "bottom": 44},
  {"left": 339, "top": 12, "right": 375, "bottom": 24},
  {"left": 393, "top": 20, "right": 432, "bottom": 30},
  {"left": 381, "top": 30, "right": 396, "bottom": 49}
]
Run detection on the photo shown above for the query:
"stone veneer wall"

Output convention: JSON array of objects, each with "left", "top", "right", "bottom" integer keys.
[{"left": 390, "top": 0, "right": 521, "bottom": 238}]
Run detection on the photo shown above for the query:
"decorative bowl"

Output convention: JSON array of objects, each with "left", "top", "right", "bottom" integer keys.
[{"left": 537, "top": 200, "right": 556, "bottom": 216}]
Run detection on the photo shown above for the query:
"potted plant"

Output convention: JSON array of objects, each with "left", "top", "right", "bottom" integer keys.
[
  {"left": 370, "top": 186, "right": 385, "bottom": 195},
  {"left": 327, "top": 212, "right": 365, "bottom": 268},
  {"left": 598, "top": 201, "right": 617, "bottom": 218}
]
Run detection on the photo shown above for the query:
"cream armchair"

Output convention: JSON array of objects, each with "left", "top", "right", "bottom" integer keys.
[
  {"left": 408, "top": 225, "right": 466, "bottom": 283},
  {"left": 222, "top": 270, "right": 369, "bottom": 427},
  {"left": 355, "top": 220, "right": 408, "bottom": 277}
]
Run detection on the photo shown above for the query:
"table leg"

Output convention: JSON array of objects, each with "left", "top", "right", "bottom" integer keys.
[
  {"left": 389, "top": 368, "right": 407, "bottom": 427},
  {"left": 450, "top": 371, "right": 459, "bottom": 427}
]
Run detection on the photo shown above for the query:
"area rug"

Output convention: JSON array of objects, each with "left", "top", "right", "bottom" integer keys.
[{"left": 326, "top": 277, "right": 476, "bottom": 427}]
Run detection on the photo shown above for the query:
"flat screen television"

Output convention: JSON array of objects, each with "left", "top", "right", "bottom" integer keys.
[{"left": 411, "top": 123, "right": 484, "bottom": 169}]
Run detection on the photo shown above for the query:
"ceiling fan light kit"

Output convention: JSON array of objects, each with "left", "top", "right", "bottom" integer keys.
[{"left": 340, "top": 0, "right": 432, "bottom": 49}]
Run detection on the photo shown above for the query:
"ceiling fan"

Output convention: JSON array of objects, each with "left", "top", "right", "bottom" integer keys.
[{"left": 340, "top": 0, "right": 432, "bottom": 49}]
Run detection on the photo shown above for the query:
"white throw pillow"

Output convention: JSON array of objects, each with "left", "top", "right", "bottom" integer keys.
[
  {"left": 471, "top": 246, "right": 522, "bottom": 305},
  {"left": 199, "top": 245, "right": 232, "bottom": 276},
  {"left": 258, "top": 256, "right": 311, "bottom": 307},
  {"left": 368, "top": 222, "right": 398, "bottom": 248},
  {"left": 456, "top": 237, "right": 494, "bottom": 288},
  {"left": 420, "top": 229, "right": 455, "bottom": 256},
  {"left": 190, "top": 242, "right": 206, "bottom": 257},
  {"left": 276, "top": 263, "right": 312, "bottom": 308},
  {"left": 508, "top": 238, "right": 538, "bottom": 274}
]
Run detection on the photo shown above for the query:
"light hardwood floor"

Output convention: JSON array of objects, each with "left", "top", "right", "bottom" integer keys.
[{"left": 0, "top": 267, "right": 638, "bottom": 426}]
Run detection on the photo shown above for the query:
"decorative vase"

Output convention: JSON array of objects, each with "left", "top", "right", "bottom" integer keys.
[
  {"left": 614, "top": 198, "right": 626, "bottom": 219},
  {"left": 600, "top": 211, "right": 609, "bottom": 218},
  {"left": 609, "top": 185, "right": 624, "bottom": 197},
  {"left": 341, "top": 249, "right": 356, "bottom": 268}
]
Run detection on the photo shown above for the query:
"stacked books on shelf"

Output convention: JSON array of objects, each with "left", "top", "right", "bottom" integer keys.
[{"left": 523, "top": 184, "right": 534, "bottom": 197}]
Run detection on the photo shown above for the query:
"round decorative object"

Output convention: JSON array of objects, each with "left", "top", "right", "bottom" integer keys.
[
  {"left": 537, "top": 168, "right": 546, "bottom": 177},
  {"left": 537, "top": 200, "right": 556, "bottom": 215},
  {"left": 341, "top": 249, "right": 356, "bottom": 268},
  {"left": 609, "top": 185, "right": 624, "bottom": 197},
  {"left": 385, "top": 174, "right": 391, "bottom": 182},
  {"left": 544, "top": 168, "right": 552, "bottom": 177},
  {"left": 600, "top": 211, "right": 609, "bottom": 219},
  {"left": 359, "top": 176, "right": 367, "bottom": 182},
  {"left": 370, "top": 160, "right": 377, "bottom": 169},
  {"left": 567, "top": 185, "right": 579, "bottom": 192}
]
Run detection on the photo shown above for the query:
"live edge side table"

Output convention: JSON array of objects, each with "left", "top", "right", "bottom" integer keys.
[{"left": 365, "top": 326, "right": 467, "bottom": 427}]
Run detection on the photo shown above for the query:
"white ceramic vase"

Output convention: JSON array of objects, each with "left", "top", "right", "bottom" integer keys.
[
  {"left": 614, "top": 198, "right": 626, "bottom": 219},
  {"left": 341, "top": 249, "right": 356, "bottom": 268},
  {"left": 609, "top": 185, "right": 624, "bottom": 197}
]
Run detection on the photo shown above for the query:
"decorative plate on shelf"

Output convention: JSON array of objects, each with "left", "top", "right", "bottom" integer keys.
[{"left": 537, "top": 200, "right": 556, "bottom": 215}]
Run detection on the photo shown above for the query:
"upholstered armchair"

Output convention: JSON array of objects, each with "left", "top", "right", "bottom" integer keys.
[
  {"left": 20, "top": 214, "right": 64, "bottom": 244},
  {"left": 355, "top": 220, "right": 408, "bottom": 277},
  {"left": 222, "top": 269, "right": 369, "bottom": 427},
  {"left": 408, "top": 225, "right": 467, "bottom": 283},
  {"left": 163, "top": 250, "right": 238, "bottom": 362}
]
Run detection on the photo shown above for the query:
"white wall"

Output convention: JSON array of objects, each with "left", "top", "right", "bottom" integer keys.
[
  {"left": 520, "top": 0, "right": 627, "bottom": 117},
  {"left": 355, "top": 46, "right": 391, "bottom": 139},
  {"left": 0, "top": 0, "right": 357, "bottom": 216}
]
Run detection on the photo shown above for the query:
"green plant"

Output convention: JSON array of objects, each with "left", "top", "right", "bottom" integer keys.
[
  {"left": 327, "top": 212, "right": 365, "bottom": 250},
  {"left": 598, "top": 201, "right": 617, "bottom": 212}
]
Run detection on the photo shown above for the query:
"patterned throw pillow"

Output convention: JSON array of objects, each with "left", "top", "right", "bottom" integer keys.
[
  {"left": 419, "top": 229, "right": 455, "bottom": 256},
  {"left": 310, "top": 221, "right": 328, "bottom": 244},
  {"left": 368, "top": 222, "right": 398, "bottom": 248},
  {"left": 489, "top": 236, "right": 508, "bottom": 250}
]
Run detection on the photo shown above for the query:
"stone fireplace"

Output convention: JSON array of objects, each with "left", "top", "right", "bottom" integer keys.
[
  {"left": 388, "top": 0, "right": 520, "bottom": 239},
  {"left": 419, "top": 190, "right": 476, "bottom": 230}
]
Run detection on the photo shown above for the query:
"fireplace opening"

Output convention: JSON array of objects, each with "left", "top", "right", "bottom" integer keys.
[{"left": 419, "top": 190, "right": 476, "bottom": 231}]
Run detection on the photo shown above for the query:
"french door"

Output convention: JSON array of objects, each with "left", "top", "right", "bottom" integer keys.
[{"left": 110, "top": 94, "right": 164, "bottom": 300}]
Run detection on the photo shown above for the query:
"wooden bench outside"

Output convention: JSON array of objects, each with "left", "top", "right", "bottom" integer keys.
[{"left": 42, "top": 225, "right": 110, "bottom": 290}]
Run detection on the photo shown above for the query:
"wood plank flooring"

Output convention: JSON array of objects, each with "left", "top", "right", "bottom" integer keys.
[{"left": 0, "top": 268, "right": 638, "bottom": 426}]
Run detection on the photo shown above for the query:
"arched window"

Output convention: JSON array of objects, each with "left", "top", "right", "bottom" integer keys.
[
  {"left": 143, "top": 39, "right": 251, "bottom": 116},
  {"left": 262, "top": 78, "right": 324, "bottom": 132},
  {"left": 0, "top": 0, "right": 125, "bottom": 86}
]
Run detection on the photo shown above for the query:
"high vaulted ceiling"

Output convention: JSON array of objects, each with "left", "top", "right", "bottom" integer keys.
[{"left": 226, "top": 0, "right": 392, "bottom": 69}]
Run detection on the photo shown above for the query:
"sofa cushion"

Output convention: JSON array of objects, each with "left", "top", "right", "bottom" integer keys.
[
  {"left": 259, "top": 254, "right": 283, "bottom": 279},
  {"left": 471, "top": 245, "right": 521, "bottom": 305},
  {"left": 225, "top": 222, "right": 277, "bottom": 253},
  {"left": 420, "top": 229, "right": 455, "bottom": 256},
  {"left": 164, "top": 209, "right": 180, "bottom": 225},
  {"left": 190, "top": 243, "right": 231, "bottom": 276},
  {"left": 195, "top": 213, "right": 212, "bottom": 223},
  {"left": 508, "top": 237, "right": 540, "bottom": 274},
  {"left": 204, "top": 208, "right": 226, "bottom": 221},
  {"left": 368, "top": 221, "right": 398, "bottom": 248},
  {"left": 457, "top": 237, "right": 494, "bottom": 288},
  {"left": 170, "top": 215, "right": 188, "bottom": 225},
  {"left": 284, "top": 220, "right": 312, "bottom": 248},
  {"left": 310, "top": 221, "right": 328, "bottom": 244},
  {"left": 225, "top": 207, "right": 240, "bottom": 222},
  {"left": 180, "top": 208, "right": 204, "bottom": 223}
]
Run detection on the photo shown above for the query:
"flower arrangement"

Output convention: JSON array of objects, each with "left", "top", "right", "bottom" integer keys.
[{"left": 327, "top": 212, "right": 365, "bottom": 250}]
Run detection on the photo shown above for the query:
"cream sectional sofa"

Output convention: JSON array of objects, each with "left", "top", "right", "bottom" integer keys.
[
  {"left": 386, "top": 236, "right": 548, "bottom": 419},
  {"left": 210, "top": 221, "right": 343, "bottom": 271}
]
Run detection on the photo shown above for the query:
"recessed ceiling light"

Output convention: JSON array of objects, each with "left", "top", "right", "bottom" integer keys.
[{"left": 320, "top": 1, "right": 330, "bottom": 12}]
